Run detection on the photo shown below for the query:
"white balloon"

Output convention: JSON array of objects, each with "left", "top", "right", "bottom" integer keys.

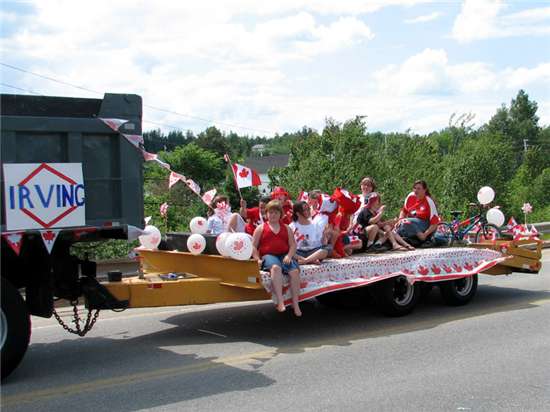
[
  {"left": 477, "top": 186, "right": 495, "bottom": 205},
  {"left": 216, "top": 232, "right": 231, "bottom": 256},
  {"left": 138, "top": 225, "right": 162, "bottom": 250},
  {"left": 486, "top": 208, "right": 505, "bottom": 227},
  {"left": 225, "top": 233, "right": 253, "bottom": 261},
  {"left": 187, "top": 233, "right": 206, "bottom": 255},
  {"left": 189, "top": 216, "right": 208, "bottom": 234}
]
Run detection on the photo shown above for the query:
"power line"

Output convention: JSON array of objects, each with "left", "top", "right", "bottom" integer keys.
[
  {"left": 1, "top": 62, "right": 99, "bottom": 94},
  {"left": 0, "top": 82, "right": 41, "bottom": 95},
  {"left": 0, "top": 62, "right": 274, "bottom": 135}
]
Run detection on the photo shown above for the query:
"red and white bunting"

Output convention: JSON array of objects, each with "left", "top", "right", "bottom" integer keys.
[
  {"left": 506, "top": 216, "right": 518, "bottom": 230},
  {"left": 141, "top": 149, "right": 158, "bottom": 161},
  {"left": 201, "top": 188, "right": 217, "bottom": 206},
  {"left": 40, "top": 229, "right": 61, "bottom": 254},
  {"left": 168, "top": 171, "right": 185, "bottom": 189},
  {"left": 99, "top": 118, "right": 128, "bottom": 132},
  {"left": 2, "top": 231, "right": 24, "bottom": 255},
  {"left": 154, "top": 157, "right": 171, "bottom": 170},
  {"left": 186, "top": 178, "right": 201, "bottom": 195},
  {"left": 160, "top": 202, "right": 169, "bottom": 218},
  {"left": 121, "top": 133, "right": 144, "bottom": 148},
  {"left": 232, "top": 163, "right": 261, "bottom": 189}
]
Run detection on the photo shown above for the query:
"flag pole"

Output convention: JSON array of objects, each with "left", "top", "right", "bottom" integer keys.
[{"left": 223, "top": 153, "right": 243, "bottom": 200}]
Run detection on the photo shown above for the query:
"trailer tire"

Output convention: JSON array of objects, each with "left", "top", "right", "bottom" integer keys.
[
  {"left": 373, "top": 276, "right": 420, "bottom": 317},
  {"left": 1, "top": 277, "right": 31, "bottom": 380},
  {"left": 439, "top": 275, "right": 478, "bottom": 306}
]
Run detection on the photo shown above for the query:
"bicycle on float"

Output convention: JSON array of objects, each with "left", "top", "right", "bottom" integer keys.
[{"left": 435, "top": 203, "right": 503, "bottom": 246}]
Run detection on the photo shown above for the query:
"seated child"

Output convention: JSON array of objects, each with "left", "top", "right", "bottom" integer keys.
[
  {"left": 358, "top": 193, "right": 414, "bottom": 251},
  {"left": 290, "top": 201, "right": 332, "bottom": 264}
]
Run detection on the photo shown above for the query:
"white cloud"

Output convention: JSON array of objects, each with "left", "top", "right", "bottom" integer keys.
[
  {"left": 404, "top": 11, "right": 442, "bottom": 24},
  {"left": 1, "top": 0, "right": 549, "bottom": 137},
  {"left": 452, "top": 0, "right": 550, "bottom": 43},
  {"left": 372, "top": 48, "right": 550, "bottom": 132}
]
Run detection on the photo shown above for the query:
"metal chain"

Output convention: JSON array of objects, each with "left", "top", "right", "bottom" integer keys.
[{"left": 52, "top": 300, "right": 100, "bottom": 337}]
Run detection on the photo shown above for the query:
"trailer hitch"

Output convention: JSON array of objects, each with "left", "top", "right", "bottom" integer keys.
[{"left": 52, "top": 276, "right": 129, "bottom": 336}]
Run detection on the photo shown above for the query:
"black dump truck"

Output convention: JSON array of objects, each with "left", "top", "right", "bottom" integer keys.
[{"left": 1, "top": 93, "right": 144, "bottom": 379}]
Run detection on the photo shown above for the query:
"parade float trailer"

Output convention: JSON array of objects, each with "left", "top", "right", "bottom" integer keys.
[
  {"left": 104, "top": 237, "right": 542, "bottom": 316},
  {"left": 0, "top": 93, "right": 544, "bottom": 381}
]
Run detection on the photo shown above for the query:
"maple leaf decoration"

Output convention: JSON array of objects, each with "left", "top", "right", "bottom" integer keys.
[
  {"left": 43, "top": 231, "right": 56, "bottom": 241},
  {"left": 192, "top": 242, "right": 202, "bottom": 250},
  {"left": 239, "top": 168, "right": 249, "bottom": 178},
  {"left": 233, "top": 240, "right": 244, "bottom": 251}
]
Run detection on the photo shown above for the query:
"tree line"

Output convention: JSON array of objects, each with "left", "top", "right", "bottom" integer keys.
[{"left": 84, "top": 89, "right": 548, "bottom": 259}]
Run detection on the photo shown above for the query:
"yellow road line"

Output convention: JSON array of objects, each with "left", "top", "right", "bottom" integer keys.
[{"left": 1, "top": 349, "right": 276, "bottom": 407}]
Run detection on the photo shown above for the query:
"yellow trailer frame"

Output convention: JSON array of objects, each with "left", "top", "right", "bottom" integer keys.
[{"left": 103, "top": 239, "right": 544, "bottom": 309}]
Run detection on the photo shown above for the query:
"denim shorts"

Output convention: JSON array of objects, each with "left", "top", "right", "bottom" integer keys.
[
  {"left": 397, "top": 218, "right": 430, "bottom": 238},
  {"left": 261, "top": 254, "right": 300, "bottom": 274},
  {"left": 296, "top": 245, "right": 333, "bottom": 258}
]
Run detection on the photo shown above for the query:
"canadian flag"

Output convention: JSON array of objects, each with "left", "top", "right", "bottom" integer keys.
[
  {"left": 232, "top": 163, "right": 261, "bottom": 189},
  {"left": 202, "top": 188, "right": 217, "bottom": 205},
  {"left": 297, "top": 191, "right": 309, "bottom": 202},
  {"left": 2, "top": 232, "right": 24, "bottom": 255}
]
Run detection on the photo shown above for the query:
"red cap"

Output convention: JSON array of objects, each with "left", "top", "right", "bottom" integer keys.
[{"left": 271, "top": 186, "right": 289, "bottom": 198}]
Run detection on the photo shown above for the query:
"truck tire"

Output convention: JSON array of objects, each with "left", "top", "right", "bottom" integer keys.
[
  {"left": 439, "top": 275, "right": 478, "bottom": 306},
  {"left": 1, "top": 277, "right": 31, "bottom": 380},
  {"left": 373, "top": 276, "right": 420, "bottom": 317}
]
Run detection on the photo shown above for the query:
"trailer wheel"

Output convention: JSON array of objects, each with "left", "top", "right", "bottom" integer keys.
[
  {"left": 1, "top": 277, "right": 31, "bottom": 380},
  {"left": 439, "top": 275, "right": 478, "bottom": 306},
  {"left": 373, "top": 276, "right": 420, "bottom": 317}
]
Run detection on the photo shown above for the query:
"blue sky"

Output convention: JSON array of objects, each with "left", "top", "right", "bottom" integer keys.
[{"left": 1, "top": 0, "right": 549, "bottom": 136}]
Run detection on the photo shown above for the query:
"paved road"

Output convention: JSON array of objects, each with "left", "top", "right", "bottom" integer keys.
[{"left": 3, "top": 251, "right": 550, "bottom": 411}]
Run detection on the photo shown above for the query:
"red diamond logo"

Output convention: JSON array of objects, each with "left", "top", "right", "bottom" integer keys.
[{"left": 18, "top": 163, "right": 80, "bottom": 228}]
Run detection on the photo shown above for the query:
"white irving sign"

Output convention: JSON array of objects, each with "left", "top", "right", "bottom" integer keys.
[{"left": 3, "top": 163, "right": 86, "bottom": 230}]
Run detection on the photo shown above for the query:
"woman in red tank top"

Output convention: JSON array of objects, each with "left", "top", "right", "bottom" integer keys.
[{"left": 252, "top": 200, "right": 301, "bottom": 316}]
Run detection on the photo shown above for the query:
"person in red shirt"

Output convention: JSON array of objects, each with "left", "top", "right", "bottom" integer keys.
[
  {"left": 252, "top": 200, "right": 301, "bottom": 316},
  {"left": 396, "top": 180, "right": 441, "bottom": 245},
  {"left": 239, "top": 196, "right": 270, "bottom": 235},
  {"left": 271, "top": 186, "right": 293, "bottom": 225}
]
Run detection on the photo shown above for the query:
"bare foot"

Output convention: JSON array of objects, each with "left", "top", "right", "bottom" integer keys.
[
  {"left": 310, "top": 259, "right": 321, "bottom": 265},
  {"left": 293, "top": 305, "right": 302, "bottom": 317},
  {"left": 405, "top": 244, "right": 415, "bottom": 250},
  {"left": 276, "top": 302, "right": 286, "bottom": 312},
  {"left": 392, "top": 244, "right": 407, "bottom": 251}
]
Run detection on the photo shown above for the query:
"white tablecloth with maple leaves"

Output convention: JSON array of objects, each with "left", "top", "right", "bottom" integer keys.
[{"left": 259, "top": 247, "right": 506, "bottom": 306}]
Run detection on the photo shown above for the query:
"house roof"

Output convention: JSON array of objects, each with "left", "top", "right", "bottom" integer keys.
[{"left": 243, "top": 154, "right": 289, "bottom": 174}]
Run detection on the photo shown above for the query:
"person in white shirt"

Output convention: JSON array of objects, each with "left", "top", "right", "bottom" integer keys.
[{"left": 289, "top": 201, "right": 332, "bottom": 265}]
